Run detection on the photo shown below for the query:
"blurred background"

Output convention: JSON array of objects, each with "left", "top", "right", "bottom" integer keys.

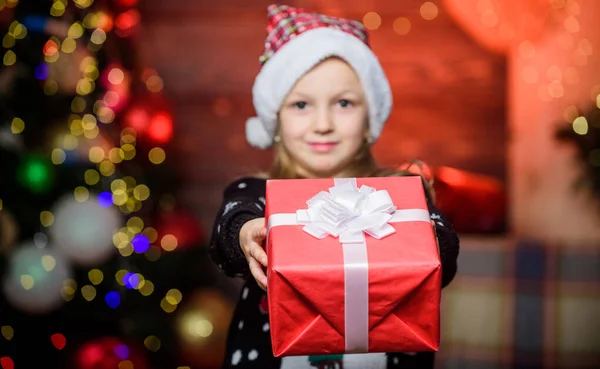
[{"left": 0, "top": 0, "right": 598, "bottom": 368}]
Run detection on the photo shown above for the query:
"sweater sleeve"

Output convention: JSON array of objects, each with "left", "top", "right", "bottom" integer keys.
[
  {"left": 424, "top": 188, "right": 459, "bottom": 288},
  {"left": 209, "top": 177, "right": 266, "bottom": 278}
]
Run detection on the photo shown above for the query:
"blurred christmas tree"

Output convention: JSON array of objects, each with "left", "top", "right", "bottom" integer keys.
[
  {"left": 556, "top": 103, "right": 600, "bottom": 210},
  {"left": 0, "top": 1, "right": 231, "bottom": 368}
]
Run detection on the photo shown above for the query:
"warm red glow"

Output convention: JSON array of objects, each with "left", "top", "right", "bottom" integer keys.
[
  {"left": 77, "top": 343, "right": 104, "bottom": 368},
  {"left": 147, "top": 112, "right": 173, "bottom": 144},
  {"left": 116, "top": 0, "right": 138, "bottom": 6},
  {"left": 437, "top": 166, "right": 502, "bottom": 191},
  {"left": 124, "top": 107, "right": 150, "bottom": 132},
  {"left": 115, "top": 10, "right": 140, "bottom": 37}
]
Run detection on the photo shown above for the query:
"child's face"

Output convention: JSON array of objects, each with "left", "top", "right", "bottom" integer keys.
[{"left": 279, "top": 57, "right": 368, "bottom": 178}]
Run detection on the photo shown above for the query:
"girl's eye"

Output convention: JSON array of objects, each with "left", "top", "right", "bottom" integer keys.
[
  {"left": 338, "top": 99, "right": 352, "bottom": 108},
  {"left": 294, "top": 101, "right": 307, "bottom": 109}
]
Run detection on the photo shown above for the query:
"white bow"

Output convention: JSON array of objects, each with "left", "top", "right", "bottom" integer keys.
[{"left": 296, "top": 180, "right": 398, "bottom": 244}]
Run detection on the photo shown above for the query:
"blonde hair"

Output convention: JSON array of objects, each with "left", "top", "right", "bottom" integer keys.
[{"left": 253, "top": 138, "right": 436, "bottom": 202}]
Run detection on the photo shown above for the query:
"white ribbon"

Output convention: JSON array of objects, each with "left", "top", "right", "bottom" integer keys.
[{"left": 267, "top": 178, "right": 431, "bottom": 353}]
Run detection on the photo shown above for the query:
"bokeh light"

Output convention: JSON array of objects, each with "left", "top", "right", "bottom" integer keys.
[
  {"left": 50, "top": 333, "right": 67, "bottom": 350},
  {"left": 88, "top": 269, "right": 104, "bottom": 285},
  {"left": 35, "top": 63, "right": 50, "bottom": 80},
  {"left": 114, "top": 344, "right": 130, "bottom": 360},
  {"left": 139, "top": 280, "right": 154, "bottom": 296},
  {"left": 1, "top": 326, "right": 14, "bottom": 341},
  {"left": 160, "top": 234, "right": 177, "bottom": 251},
  {"left": 147, "top": 112, "right": 173, "bottom": 144},
  {"left": 131, "top": 234, "right": 150, "bottom": 253},
  {"left": 143, "top": 336, "right": 161, "bottom": 352},
  {"left": 81, "top": 285, "right": 97, "bottom": 301},
  {"left": 148, "top": 148, "right": 165, "bottom": 164},
  {"left": 10, "top": 117, "right": 24, "bottom": 134},
  {"left": 17, "top": 155, "right": 53, "bottom": 194},
  {"left": 393, "top": 17, "right": 411, "bottom": 36},
  {"left": 105, "top": 291, "right": 121, "bottom": 308},
  {"left": 362, "top": 12, "right": 381, "bottom": 30},
  {"left": 40, "top": 211, "right": 55, "bottom": 227},
  {"left": 420, "top": 2, "right": 439, "bottom": 20},
  {"left": 573, "top": 116, "right": 589, "bottom": 135}
]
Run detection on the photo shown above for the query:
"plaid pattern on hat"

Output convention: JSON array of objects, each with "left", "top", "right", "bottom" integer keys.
[
  {"left": 259, "top": 4, "right": 369, "bottom": 65},
  {"left": 436, "top": 237, "right": 600, "bottom": 369}
]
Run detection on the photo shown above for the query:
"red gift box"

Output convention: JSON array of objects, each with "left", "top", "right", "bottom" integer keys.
[{"left": 265, "top": 176, "right": 441, "bottom": 357}]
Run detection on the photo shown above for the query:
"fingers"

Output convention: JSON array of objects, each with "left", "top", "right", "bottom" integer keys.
[
  {"left": 247, "top": 242, "right": 268, "bottom": 290},
  {"left": 241, "top": 218, "right": 269, "bottom": 290},
  {"left": 252, "top": 226, "right": 267, "bottom": 242},
  {"left": 248, "top": 257, "right": 268, "bottom": 291},
  {"left": 249, "top": 243, "right": 268, "bottom": 267}
]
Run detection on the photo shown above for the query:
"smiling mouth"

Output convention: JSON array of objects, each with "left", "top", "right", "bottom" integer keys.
[{"left": 307, "top": 142, "right": 338, "bottom": 152}]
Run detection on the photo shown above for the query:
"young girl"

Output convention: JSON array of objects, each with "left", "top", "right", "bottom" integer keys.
[{"left": 209, "top": 5, "right": 459, "bottom": 369}]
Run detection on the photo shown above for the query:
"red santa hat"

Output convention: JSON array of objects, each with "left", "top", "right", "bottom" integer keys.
[{"left": 246, "top": 4, "right": 393, "bottom": 149}]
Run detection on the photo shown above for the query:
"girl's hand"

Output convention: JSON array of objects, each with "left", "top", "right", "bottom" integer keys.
[{"left": 239, "top": 218, "right": 268, "bottom": 290}]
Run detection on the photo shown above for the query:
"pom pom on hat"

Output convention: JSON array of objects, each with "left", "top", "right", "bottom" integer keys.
[
  {"left": 246, "top": 5, "right": 392, "bottom": 149},
  {"left": 246, "top": 116, "right": 273, "bottom": 149}
]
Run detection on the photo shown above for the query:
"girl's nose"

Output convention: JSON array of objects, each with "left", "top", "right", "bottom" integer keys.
[{"left": 312, "top": 108, "right": 334, "bottom": 134}]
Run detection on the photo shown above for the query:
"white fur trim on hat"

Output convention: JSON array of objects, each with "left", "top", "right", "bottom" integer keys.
[{"left": 246, "top": 27, "right": 393, "bottom": 149}]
